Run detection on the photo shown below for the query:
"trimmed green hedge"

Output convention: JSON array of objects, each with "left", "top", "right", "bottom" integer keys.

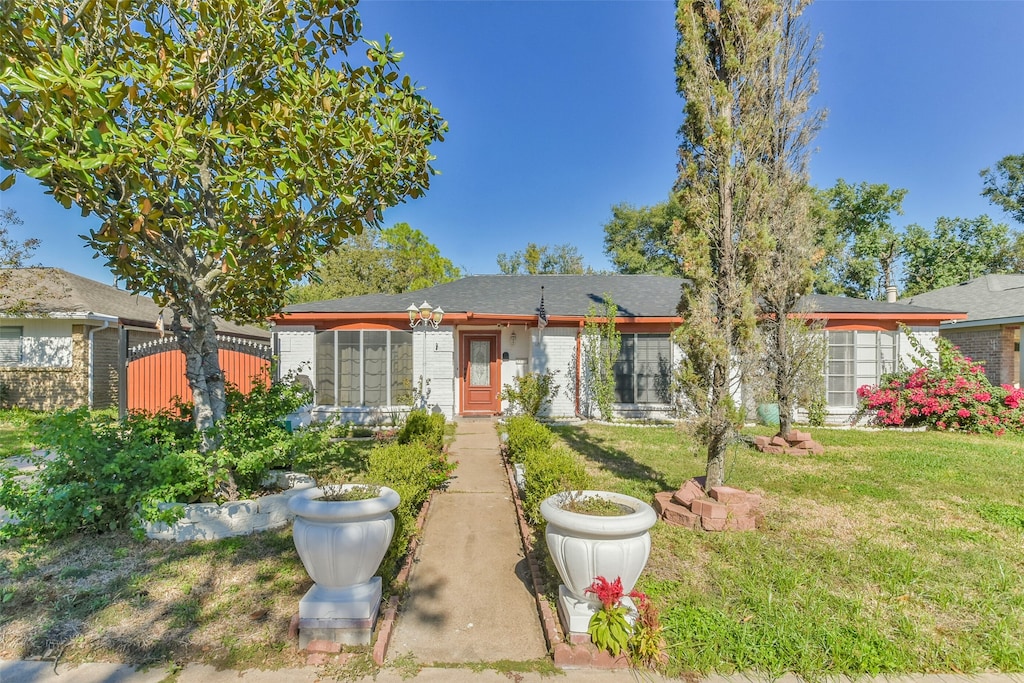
[
  {"left": 397, "top": 409, "right": 446, "bottom": 453},
  {"left": 520, "top": 445, "right": 591, "bottom": 526},
  {"left": 503, "top": 415, "right": 555, "bottom": 463}
]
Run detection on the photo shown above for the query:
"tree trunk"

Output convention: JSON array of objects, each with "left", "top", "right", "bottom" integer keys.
[
  {"left": 172, "top": 297, "right": 234, "bottom": 499},
  {"left": 775, "top": 314, "right": 793, "bottom": 437},
  {"left": 705, "top": 361, "right": 730, "bottom": 490}
]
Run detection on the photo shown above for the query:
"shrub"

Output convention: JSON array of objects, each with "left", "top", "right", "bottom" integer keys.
[
  {"left": 0, "top": 408, "right": 202, "bottom": 539},
  {"left": 500, "top": 371, "right": 558, "bottom": 417},
  {"left": 503, "top": 415, "right": 554, "bottom": 463},
  {"left": 206, "top": 377, "right": 312, "bottom": 494},
  {"left": 0, "top": 376, "right": 319, "bottom": 539},
  {"left": 396, "top": 409, "right": 446, "bottom": 453},
  {"left": 806, "top": 395, "right": 828, "bottom": 428},
  {"left": 364, "top": 440, "right": 455, "bottom": 586},
  {"left": 856, "top": 335, "right": 1024, "bottom": 434},
  {"left": 520, "top": 445, "right": 590, "bottom": 526}
]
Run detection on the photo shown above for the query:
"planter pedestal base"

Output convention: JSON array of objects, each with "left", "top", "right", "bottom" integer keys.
[
  {"left": 556, "top": 584, "right": 636, "bottom": 637},
  {"left": 298, "top": 577, "right": 382, "bottom": 648}
]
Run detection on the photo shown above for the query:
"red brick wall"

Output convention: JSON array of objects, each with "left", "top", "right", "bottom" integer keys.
[{"left": 941, "top": 326, "right": 1017, "bottom": 386}]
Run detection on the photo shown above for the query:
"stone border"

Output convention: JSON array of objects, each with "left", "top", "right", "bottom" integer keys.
[
  {"left": 372, "top": 490, "right": 434, "bottom": 666},
  {"left": 501, "top": 456, "right": 630, "bottom": 670},
  {"left": 141, "top": 471, "right": 315, "bottom": 542}
]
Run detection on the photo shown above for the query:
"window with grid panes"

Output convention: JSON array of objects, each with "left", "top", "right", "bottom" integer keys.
[
  {"left": 613, "top": 333, "right": 672, "bottom": 404},
  {"left": 314, "top": 330, "right": 413, "bottom": 406}
]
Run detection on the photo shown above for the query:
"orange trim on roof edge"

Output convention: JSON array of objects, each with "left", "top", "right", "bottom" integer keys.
[
  {"left": 270, "top": 310, "right": 963, "bottom": 328},
  {"left": 270, "top": 312, "right": 687, "bottom": 326}
]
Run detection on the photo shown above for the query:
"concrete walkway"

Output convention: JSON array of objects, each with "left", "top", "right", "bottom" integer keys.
[{"left": 387, "top": 417, "right": 547, "bottom": 664}]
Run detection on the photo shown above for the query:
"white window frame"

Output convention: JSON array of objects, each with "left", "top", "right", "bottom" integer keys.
[
  {"left": 0, "top": 326, "right": 22, "bottom": 365},
  {"left": 314, "top": 330, "right": 413, "bottom": 407},
  {"left": 613, "top": 333, "right": 673, "bottom": 405},
  {"left": 825, "top": 329, "right": 898, "bottom": 408}
]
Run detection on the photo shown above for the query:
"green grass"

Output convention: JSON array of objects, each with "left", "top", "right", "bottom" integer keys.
[
  {"left": 550, "top": 423, "right": 1024, "bottom": 677},
  {"left": 0, "top": 408, "right": 42, "bottom": 459}
]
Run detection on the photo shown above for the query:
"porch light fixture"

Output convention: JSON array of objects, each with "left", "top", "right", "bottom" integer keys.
[
  {"left": 510, "top": 331, "right": 517, "bottom": 346},
  {"left": 407, "top": 301, "right": 444, "bottom": 329}
]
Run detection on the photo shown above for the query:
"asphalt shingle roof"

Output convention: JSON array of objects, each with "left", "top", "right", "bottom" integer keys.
[
  {"left": 284, "top": 274, "right": 688, "bottom": 318},
  {"left": 796, "top": 293, "right": 960, "bottom": 317},
  {"left": 1, "top": 268, "right": 268, "bottom": 339},
  {"left": 284, "top": 275, "right": 963, "bottom": 320},
  {"left": 900, "top": 275, "right": 1024, "bottom": 322}
]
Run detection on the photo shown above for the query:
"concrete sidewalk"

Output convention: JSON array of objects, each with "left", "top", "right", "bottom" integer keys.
[
  {"left": 5, "top": 660, "right": 1024, "bottom": 683},
  {"left": 386, "top": 417, "right": 548, "bottom": 664}
]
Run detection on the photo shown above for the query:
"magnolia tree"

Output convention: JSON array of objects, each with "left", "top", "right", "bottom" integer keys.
[{"left": 0, "top": 1, "right": 445, "bottom": 491}]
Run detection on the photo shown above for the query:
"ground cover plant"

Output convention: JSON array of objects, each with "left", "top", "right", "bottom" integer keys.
[
  {"left": 545, "top": 422, "right": 1024, "bottom": 676},
  {"left": 0, "top": 409, "right": 453, "bottom": 670}
]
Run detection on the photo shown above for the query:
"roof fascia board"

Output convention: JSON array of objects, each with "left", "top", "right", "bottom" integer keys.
[
  {"left": 804, "top": 312, "right": 967, "bottom": 322},
  {"left": 941, "top": 315, "right": 1024, "bottom": 330},
  {"left": 0, "top": 311, "right": 120, "bottom": 323},
  {"left": 271, "top": 311, "right": 685, "bottom": 326}
]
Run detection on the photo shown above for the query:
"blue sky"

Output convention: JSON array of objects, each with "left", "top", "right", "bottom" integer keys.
[{"left": 3, "top": 0, "right": 1023, "bottom": 286}]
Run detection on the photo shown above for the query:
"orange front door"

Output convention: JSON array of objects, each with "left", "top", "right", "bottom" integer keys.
[{"left": 461, "top": 333, "right": 500, "bottom": 414}]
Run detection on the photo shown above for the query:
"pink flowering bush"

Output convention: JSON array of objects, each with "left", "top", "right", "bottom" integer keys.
[{"left": 856, "top": 336, "right": 1024, "bottom": 434}]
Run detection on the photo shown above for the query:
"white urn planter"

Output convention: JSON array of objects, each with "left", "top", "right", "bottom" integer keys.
[
  {"left": 540, "top": 490, "right": 658, "bottom": 634},
  {"left": 288, "top": 485, "right": 400, "bottom": 647}
]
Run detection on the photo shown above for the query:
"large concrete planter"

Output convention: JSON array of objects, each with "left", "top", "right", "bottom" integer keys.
[
  {"left": 287, "top": 485, "right": 400, "bottom": 647},
  {"left": 540, "top": 490, "right": 657, "bottom": 634}
]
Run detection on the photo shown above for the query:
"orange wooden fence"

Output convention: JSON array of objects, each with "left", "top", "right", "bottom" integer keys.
[{"left": 126, "top": 335, "right": 272, "bottom": 414}]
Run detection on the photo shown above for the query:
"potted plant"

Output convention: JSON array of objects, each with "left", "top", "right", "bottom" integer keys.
[
  {"left": 287, "top": 483, "right": 401, "bottom": 646},
  {"left": 540, "top": 490, "right": 657, "bottom": 634}
]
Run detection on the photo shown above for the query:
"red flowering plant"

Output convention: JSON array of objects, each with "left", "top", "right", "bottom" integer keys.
[
  {"left": 584, "top": 576, "right": 664, "bottom": 667},
  {"left": 855, "top": 332, "right": 1024, "bottom": 434}
]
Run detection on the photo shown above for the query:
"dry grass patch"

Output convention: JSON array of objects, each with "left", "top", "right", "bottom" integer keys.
[{"left": 0, "top": 529, "right": 310, "bottom": 670}]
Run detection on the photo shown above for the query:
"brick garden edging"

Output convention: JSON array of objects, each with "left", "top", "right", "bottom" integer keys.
[
  {"left": 753, "top": 429, "right": 825, "bottom": 455},
  {"left": 371, "top": 491, "right": 434, "bottom": 665},
  {"left": 501, "top": 457, "right": 631, "bottom": 670}
]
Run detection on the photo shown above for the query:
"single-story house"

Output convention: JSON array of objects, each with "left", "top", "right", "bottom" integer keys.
[
  {"left": 271, "top": 274, "right": 965, "bottom": 425},
  {"left": 901, "top": 274, "right": 1024, "bottom": 387},
  {"left": 0, "top": 267, "right": 269, "bottom": 412}
]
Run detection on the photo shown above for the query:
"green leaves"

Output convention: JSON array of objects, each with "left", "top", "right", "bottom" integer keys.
[
  {"left": 588, "top": 605, "right": 632, "bottom": 657},
  {"left": 0, "top": 0, "right": 445, "bottom": 326}
]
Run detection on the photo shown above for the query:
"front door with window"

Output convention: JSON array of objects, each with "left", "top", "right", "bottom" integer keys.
[{"left": 460, "top": 333, "right": 500, "bottom": 414}]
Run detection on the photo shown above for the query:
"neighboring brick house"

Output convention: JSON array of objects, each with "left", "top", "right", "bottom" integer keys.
[
  {"left": 270, "top": 275, "right": 963, "bottom": 424},
  {"left": 0, "top": 268, "right": 268, "bottom": 411},
  {"left": 902, "top": 275, "right": 1024, "bottom": 387}
]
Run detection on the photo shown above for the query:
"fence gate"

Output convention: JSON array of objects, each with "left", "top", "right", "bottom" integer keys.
[{"left": 123, "top": 335, "right": 272, "bottom": 415}]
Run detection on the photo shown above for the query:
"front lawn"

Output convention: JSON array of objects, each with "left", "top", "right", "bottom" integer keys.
[
  {"left": 0, "top": 409, "right": 42, "bottom": 460},
  {"left": 551, "top": 424, "right": 1024, "bottom": 676}
]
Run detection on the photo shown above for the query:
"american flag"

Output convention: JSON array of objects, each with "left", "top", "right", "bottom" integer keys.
[{"left": 537, "top": 286, "right": 548, "bottom": 330}]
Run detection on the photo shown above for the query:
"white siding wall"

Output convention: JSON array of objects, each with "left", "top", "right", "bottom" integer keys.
[
  {"left": 415, "top": 327, "right": 455, "bottom": 419},
  {"left": 272, "top": 326, "right": 315, "bottom": 385},
  {"left": 3, "top": 319, "right": 74, "bottom": 368},
  {"left": 530, "top": 327, "right": 577, "bottom": 418},
  {"left": 901, "top": 327, "right": 939, "bottom": 369}
]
